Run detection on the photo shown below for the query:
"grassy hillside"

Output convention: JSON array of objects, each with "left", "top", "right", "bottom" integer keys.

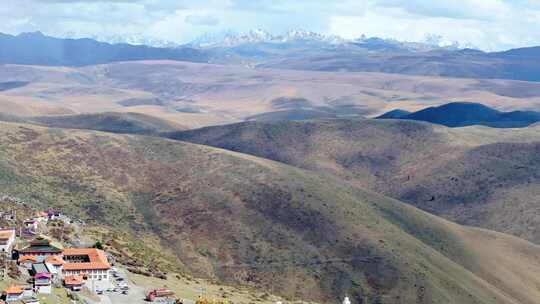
[
  {"left": 167, "top": 119, "right": 540, "bottom": 246},
  {"left": 2, "top": 122, "right": 540, "bottom": 303},
  {"left": 29, "top": 112, "right": 187, "bottom": 134}
]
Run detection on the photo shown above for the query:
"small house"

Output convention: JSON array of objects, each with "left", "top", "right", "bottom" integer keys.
[
  {"left": 46, "top": 210, "right": 62, "bottom": 221},
  {"left": 23, "top": 219, "right": 38, "bottom": 231},
  {"left": 64, "top": 275, "right": 84, "bottom": 291},
  {"left": 44, "top": 255, "right": 65, "bottom": 277},
  {"left": 0, "top": 228, "right": 16, "bottom": 253},
  {"left": 3, "top": 285, "right": 23, "bottom": 302},
  {"left": 33, "top": 273, "right": 52, "bottom": 294},
  {"left": 1, "top": 211, "right": 15, "bottom": 221}
]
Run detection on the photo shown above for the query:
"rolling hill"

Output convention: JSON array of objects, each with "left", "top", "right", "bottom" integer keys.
[
  {"left": 377, "top": 102, "right": 540, "bottom": 127},
  {"left": 2, "top": 61, "right": 540, "bottom": 129},
  {"left": 376, "top": 109, "right": 411, "bottom": 119},
  {"left": 167, "top": 119, "right": 540, "bottom": 246},
  {"left": 2, "top": 121, "right": 540, "bottom": 303},
  {"left": 29, "top": 112, "right": 187, "bottom": 135}
]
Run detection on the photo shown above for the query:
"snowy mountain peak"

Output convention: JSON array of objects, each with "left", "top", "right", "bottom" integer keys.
[{"left": 188, "top": 29, "right": 348, "bottom": 48}]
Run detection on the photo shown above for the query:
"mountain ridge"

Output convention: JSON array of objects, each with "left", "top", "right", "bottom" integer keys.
[
  {"left": 377, "top": 102, "right": 540, "bottom": 127},
  {"left": 3, "top": 31, "right": 540, "bottom": 82},
  {"left": 0, "top": 31, "right": 208, "bottom": 66}
]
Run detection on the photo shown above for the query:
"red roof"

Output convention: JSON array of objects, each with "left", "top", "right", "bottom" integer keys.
[
  {"left": 4, "top": 285, "right": 23, "bottom": 294},
  {"left": 45, "top": 255, "right": 65, "bottom": 266},
  {"left": 18, "top": 255, "right": 38, "bottom": 263},
  {"left": 64, "top": 275, "right": 84, "bottom": 286},
  {"left": 63, "top": 248, "right": 111, "bottom": 271}
]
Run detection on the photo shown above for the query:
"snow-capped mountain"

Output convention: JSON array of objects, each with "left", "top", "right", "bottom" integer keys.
[
  {"left": 188, "top": 29, "right": 348, "bottom": 48},
  {"left": 57, "top": 29, "right": 470, "bottom": 51},
  {"left": 89, "top": 34, "right": 180, "bottom": 48},
  {"left": 60, "top": 31, "right": 180, "bottom": 48}
]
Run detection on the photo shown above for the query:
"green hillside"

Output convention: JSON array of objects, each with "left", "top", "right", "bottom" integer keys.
[
  {"left": 1, "top": 122, "right": 540, "bottom": 303},
  {"left": 166, "top": 119, "right": 540, "bottom": 245},
  {"left": 29, "top": 112, "right": 186, "bottom": 135}
]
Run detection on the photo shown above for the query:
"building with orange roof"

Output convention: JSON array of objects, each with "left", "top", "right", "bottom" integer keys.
[
  {"left": 17, "top": 255, "right": 38, "bottom": 269},
  {"left": 62, "top": 248, "right": 112, "bottom": 290},
  {"left": 17, "top": 255, "right": 38, "bottom": 263},
  {"left": 0, "top": 228, "right": 15, "bottom": 253},
  {"left": 64, "top": 275, "right": 84, "bottom": 291},
  {"left": 17, "top": 238, "right": 62, "bottom": 262},
  {"left": 44, "top": 255, "right": 65, "bottom": 279},
  {"left": 3, "top": 285, "right": 23, "bottom": 302}
]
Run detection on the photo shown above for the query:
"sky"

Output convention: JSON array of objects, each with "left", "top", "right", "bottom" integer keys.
[{"left": 1, "top": 0, "right": 540, "bottom": 51}]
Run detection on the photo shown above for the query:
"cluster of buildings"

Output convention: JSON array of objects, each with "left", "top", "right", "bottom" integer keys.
[{"left": 0, "top": 209, "right": 111, "bottom": 303}]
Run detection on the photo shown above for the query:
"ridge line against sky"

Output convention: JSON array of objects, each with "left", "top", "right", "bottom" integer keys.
[{"left": 2, "top": 0, "right": 540, "bottom": 51}]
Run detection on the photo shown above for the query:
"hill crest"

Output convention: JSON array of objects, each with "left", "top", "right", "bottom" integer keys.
[{"left": 377, "top": 102, "right": 540, "bottom": 127}]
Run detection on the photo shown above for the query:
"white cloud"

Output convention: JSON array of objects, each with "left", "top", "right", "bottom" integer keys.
[
  {"left": 0, "top": 0, "right": 540, "bottom": 50},
  {"left": 185, "top": 14, "right": 220, "bottom": 26}
]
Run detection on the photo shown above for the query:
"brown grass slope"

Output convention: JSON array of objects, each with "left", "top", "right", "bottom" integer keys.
[
  {"left": 167, "top": 119, "right": 540, "bottom": 245},
  {"left": 29, "top": 112, "right": 187, "bottom": 134},
  {"left": 1, "top": 122, "right": 540, "bottom": 303}
]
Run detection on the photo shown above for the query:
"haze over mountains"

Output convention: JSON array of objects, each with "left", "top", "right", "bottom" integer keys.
[{"left": 2, "top": 31, "right": 540, "bottom": 82}]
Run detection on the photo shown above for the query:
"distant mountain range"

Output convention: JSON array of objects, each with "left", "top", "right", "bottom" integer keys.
[
  {"left": 3, "top": 31, "right": 540, "bottom": 82},
  {"left": 189, "top": 29, "right": 356, "bottom": 48},
  {"left": 377, "top": 102, "right": 540, "bottom": 127},
  {"left": 0, "top": 32, "right": 207, "bottom": 66}
]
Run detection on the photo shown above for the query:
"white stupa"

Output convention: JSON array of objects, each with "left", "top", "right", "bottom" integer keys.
[{"left": 343, "top": 296, "right": 351, "bottom": 304}]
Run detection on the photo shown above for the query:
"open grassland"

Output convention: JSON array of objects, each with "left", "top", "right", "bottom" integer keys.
[
  {"left": 1, "top": 122, "right": 540, "bottom": 303},
  {"left": 2, "top": 61, "right": 540, "bottom": 128}
]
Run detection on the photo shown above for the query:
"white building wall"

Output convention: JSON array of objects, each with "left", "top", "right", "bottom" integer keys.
[
  {"left": 0, "top": 229, "right": 15, "bottom": 253},
  {"left": 63, "top": 269, "right": 111, "bottom": 291},
  {"left": 35, "top": 284, "right": 52, "bottom": 294}
]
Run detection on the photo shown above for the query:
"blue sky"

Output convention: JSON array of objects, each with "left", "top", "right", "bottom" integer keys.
[{"left": 1, "top": 0, "right": 540, "bottom": 50}]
